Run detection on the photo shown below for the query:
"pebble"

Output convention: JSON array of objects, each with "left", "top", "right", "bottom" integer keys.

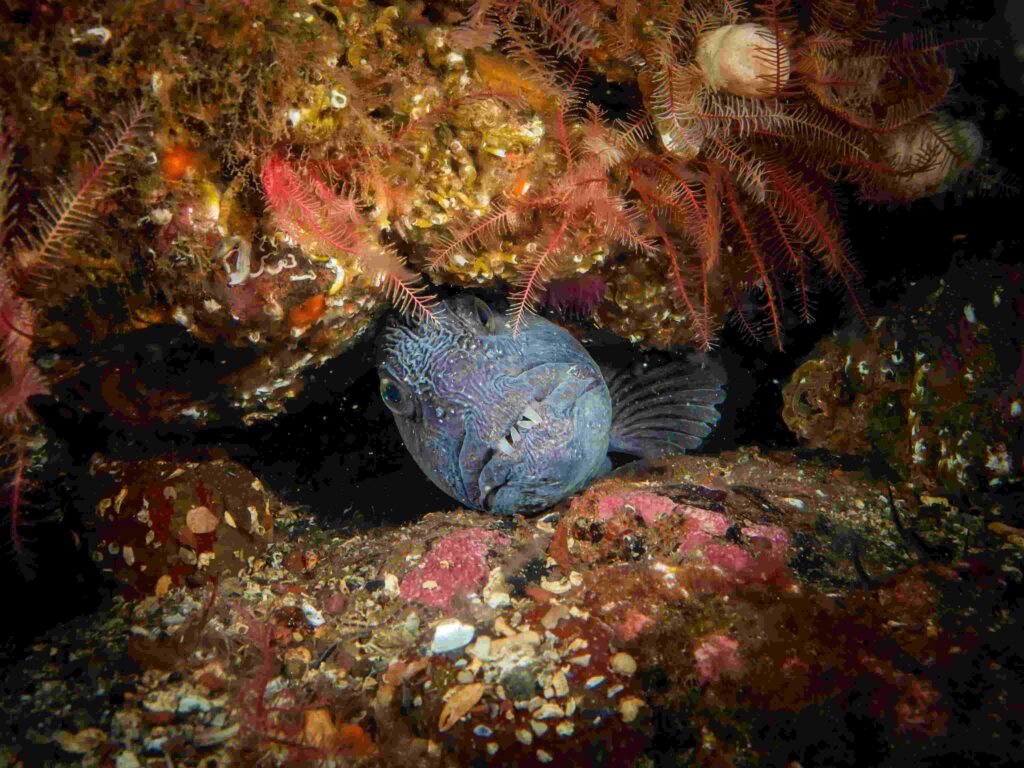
[
  {"left": 176, "top": 695, "right": 212, "bottom": 714},
  {"left": 610, "top": 652, "right": 637, "bottom": 676},
  {"left": 500, "top": 666, "right": 536, "bottom": 701},
  {"left": 618, "top": 696, "right": 644, "bottom": 723},
  {"left": 485, "top": 589, "right": 511, "bottom": 609},
  {"left": 540, "top": 603, "right": 570, "bottom": 629},
  {"left": 468, "top": 635, "right": 492, "bottom": 660},
  {"left": 302, "top": 603, "right": 325, "bottom": 628},
  {"left": 551, "top": 670, "right": 569, "bottom": 697},
  {"left": 115, "top": 753, "right": 142, "bottom": 768},
  {"left": 534, "top": 702, "right": 564, "bottom": 719},
  {"left": 431, "top": 619, "right": 475, "bottom": 654},
  {"left": 516, "top": 728, "right": 533, "bottom": 745}
]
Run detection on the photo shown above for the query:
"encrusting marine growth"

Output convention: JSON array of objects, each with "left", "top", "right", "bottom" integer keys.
[{"left": 0, "top": 0, "right": 982, "bottom": 555}]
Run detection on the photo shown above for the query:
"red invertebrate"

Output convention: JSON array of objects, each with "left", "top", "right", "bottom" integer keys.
[
  {"left": 449, "top": 0, "right": 963, "bottom": 348},
  {"left": 261, "top": 153, "right": 437, "bottom": 322},
  {"left": 1, "top": 104, "right": 146, "bottom": 558}
]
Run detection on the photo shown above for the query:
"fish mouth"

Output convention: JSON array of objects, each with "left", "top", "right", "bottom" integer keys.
[
  {"left": 475, "top": 399, "right": 544, "bottom": 512},
  {"left": 475, "top": 365, "right": 603, "bottom": 512}
]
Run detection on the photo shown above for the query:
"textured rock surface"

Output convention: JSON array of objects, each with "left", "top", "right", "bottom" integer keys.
[{"left": 3, "top": 449, "right": 1022, "bottom": 766}]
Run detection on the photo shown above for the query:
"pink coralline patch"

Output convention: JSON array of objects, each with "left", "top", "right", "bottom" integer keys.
[
  {"left": 694, "top": 633, "right": 743, "bottom": 685},
  {"left": 677, "top": 509, "right": 791, "bottom": 591},
  {"left": 677, "top": 507, "right": 732, "bottom": 551},
  {"left": 614, "top": 607, "right": 656, "bottom": 641},
  {"left": 596, "top": 491, "right": 678, "bottom": 525},
  {"left": 400, "top": 528, "right": 507, "bottom": 609},
  {"left": 703, "top": 542, "right": 753, "bottom": 573}
]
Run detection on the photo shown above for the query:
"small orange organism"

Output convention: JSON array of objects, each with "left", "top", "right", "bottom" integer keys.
[{"left": 161, "top": 143, "right": 200, "bottom": 181}]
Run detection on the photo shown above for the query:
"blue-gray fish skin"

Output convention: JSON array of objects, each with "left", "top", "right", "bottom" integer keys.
[{"left": 377, "top": 295, "right": 725, "bottom": 515}]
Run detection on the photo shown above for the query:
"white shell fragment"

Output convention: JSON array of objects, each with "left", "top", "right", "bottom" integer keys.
[
  {"left": 302, "top": 603, "right": 326, "bottom": 628},
  {"left": 430, "top": 619, "right": 476, "bottom": 654}
]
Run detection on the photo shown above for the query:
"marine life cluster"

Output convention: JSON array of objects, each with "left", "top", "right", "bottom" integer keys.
[
  {"left": 1, "top": 2, "right": 1021, "bottom": 766},
  {"left": 0, "top": 0, "right": 979, "bottom": 545},
  {"left": 783, "top": 260, "right": 1024, "bottom": 492}
]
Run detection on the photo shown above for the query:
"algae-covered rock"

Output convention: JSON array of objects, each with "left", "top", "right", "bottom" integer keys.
[
  {"left": 783, "top": 260, "right": 1024, "bottom": 493},
  {"left": 6, "top": 449, "right": 1021, "bottom": 766},
  {"left": 90, "top": 458, "right": 281, "bottom": 597}
]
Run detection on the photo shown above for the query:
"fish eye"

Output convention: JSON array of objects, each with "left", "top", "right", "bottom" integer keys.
[
  {"left": 379, "top": 377, "right": 415, "bottom": 417},
  {"left": 473, "top": 297, "right": 497, "bottom": 333}
]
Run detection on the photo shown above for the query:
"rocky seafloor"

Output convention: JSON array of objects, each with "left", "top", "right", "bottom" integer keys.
[{"left": 2, "top": 446, "right": 1023, "bottom": 767}]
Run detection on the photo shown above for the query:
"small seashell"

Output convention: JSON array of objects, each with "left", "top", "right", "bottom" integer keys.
[
  {"left": 72, "top": 26, "right": 112, "bottom": 47},
  {"left": 618, "top": 696, "right": 644, "bottom": 723},
  {"left": 186, "top": 506, "right": 219, "bottom": 535},
  {"left": 438, "top": 682, "right": 485, "bottom": 731},
  {"left": 551, "top": 670, "right": 569, "bottom": 697},
  {"left": 329, "top": 89, "right": 348, "bottom": 109},
  {"left": 610, "top": 652, "right": 637, "bottom": 677},
  {"left": 302, "top": 603, "right": 325, "bottom": 628},
  {"left": 431, "top": 619, "right": 475, "bottom": 654},
  {"left": 534, "top": 702, "right": 564, "bottom": 719}
]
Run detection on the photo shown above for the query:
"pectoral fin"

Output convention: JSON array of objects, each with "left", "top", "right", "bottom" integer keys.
[{"left": 604, "top": 354, "right": 726, "bottom": 458}]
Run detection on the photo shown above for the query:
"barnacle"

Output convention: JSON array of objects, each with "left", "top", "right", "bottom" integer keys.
[
  {"left": 0, "top": 0, "right": 976, "bottom": 429},
  {"left": 439, "top": 0, "right": 968, "bottom": 348}
]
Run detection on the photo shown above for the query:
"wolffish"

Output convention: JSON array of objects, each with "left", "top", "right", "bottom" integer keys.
[{"left": 377, "top": 296, "right": 726, "bottom": 515}]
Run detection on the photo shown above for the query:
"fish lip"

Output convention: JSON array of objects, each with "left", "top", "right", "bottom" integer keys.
[{"left": 475, "top": 369, "right": 603, "bottom": 510}]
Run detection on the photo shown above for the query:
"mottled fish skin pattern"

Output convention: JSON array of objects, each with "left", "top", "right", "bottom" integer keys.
[{"left": 377, "top": 295, "right": 612, "bottom": 515}]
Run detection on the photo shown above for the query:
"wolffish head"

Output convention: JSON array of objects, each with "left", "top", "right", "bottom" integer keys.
[{"left": 377, "top": 296, "right": 612, "bottom": 515}]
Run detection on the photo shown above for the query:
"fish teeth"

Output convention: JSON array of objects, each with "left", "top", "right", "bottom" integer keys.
[
  {"left": 508, "top": 425, "right": 521, "bottom": 445},
  {"left": 517, "top": 402, "right": 542, "bottom": 430},
  {"left": 496, "top": 436, "right": 514, "bottom": 455}
]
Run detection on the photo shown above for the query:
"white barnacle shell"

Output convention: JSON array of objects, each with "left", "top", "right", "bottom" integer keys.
[{"left": 696, "top": 23, "right": 790, "bottom": 98}]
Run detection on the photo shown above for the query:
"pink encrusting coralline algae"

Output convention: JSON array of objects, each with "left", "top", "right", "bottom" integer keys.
[
  {"left": 595, "top": 491, "right": 679, "bottom": 525},
  {"left": 693, "top": 633, "right": 744, "bottom": 685},
  {"left": 399, "top": 528, "right": 508, "bottom": 609}
]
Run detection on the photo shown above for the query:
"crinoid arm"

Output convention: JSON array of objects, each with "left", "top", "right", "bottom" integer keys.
[
  {"left": 509, "top": 218, "right": 569, "bottom": 336},
  {"left": 262, "top": 154, "right": 438, "bottom": 321},
  {"left": 15, "top": 101, "right": 148, "bottom": 275},
  {"left": 428, "top": 201, "right": 521, "bottom": 271},
  {"left": 380, "top": 266, "right": 439, "bottom": 324}
]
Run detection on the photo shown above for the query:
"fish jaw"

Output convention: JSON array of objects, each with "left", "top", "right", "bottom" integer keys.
[{"left": 470, "top": 365, "right": 612, "bottom": 515}]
